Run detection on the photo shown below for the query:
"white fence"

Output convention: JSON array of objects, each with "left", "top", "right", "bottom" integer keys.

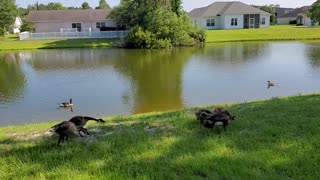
[{"left": 19, "top": 31, "right": 129, "bottom": 40}]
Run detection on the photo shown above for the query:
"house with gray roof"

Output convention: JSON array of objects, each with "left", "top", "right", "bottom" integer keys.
[
  {"left": 274, "top": 7, "right": 294, "bottom": 19},
  {"left": 27, "top": 9, "right": 122, "bottom": 33},
  {"left": 189, "top": 1, "right": 271, "bottom": 30},
  {"left": 277, "top": 6, "right": 315, "bottom": 26}
]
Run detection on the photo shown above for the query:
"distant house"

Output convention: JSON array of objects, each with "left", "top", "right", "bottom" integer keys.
[
  {"left": 277, "top": 6, "right": 313, "bottom": 26},
  {"left": 189, "top": 1, "right": 271, "bottom": 30},
  {"left": 274, "top": 7, "right": 294, "bottom": 24},
  {"left": 26, "top": 9, "right": 123, "bottom": 33},
  {"left": 10, "top": 17, "right": 23, "bottom": 34},
  {"left": 274, "top": 7, "right": 294, "bottom": 18}
]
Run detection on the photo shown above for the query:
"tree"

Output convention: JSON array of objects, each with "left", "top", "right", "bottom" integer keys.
[
  {"left": 0, "top": 0, "right": 17, "bottom": 36},
  {"left": 81, "top": 2, "right": 91, "bottom": 9},
  {"left": 111, "top": 0, "right": 206, "bottom": 49},
  {"left": 260, "top": 5, "right": 276, "bottom": 24},
  {"left": 309, "top": 0, "right": 320, "bottom": 24},
  {"left": 20, "top": 18, "right": 34, "bottom": 32},
  {"left": 96, "top": 0, "right": 110, "bottom": 9},
  {"left": 171, "top": 0, "right": 182, "bottom": 16},
  {"left": 47, "top": 2, "right": 66, "bottom": 10}
]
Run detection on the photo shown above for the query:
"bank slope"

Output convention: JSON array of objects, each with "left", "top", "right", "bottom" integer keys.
[{"left": 1, "top": 94, "right": 320, "bottom": 179}]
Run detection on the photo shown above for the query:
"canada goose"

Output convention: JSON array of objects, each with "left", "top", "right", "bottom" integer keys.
[
  {"left": 195, "top": 109, "right": 213, "bottom": 121},
  {"left": 68, "top": 116, "right": 105, "bottom": 135},
  {"left": 51, "top": 121, "right": 83, "bottom": 145},
  {"left": 267, "top": 81, "right": 277, "bottom": 88},
  {"left": 59, "top": 98, "right": 73, "bottom": 107},
  {"left": 195, "top": 108, "right": 236, "bottom": 131},
  {"left": 207, "top": 109, "right": 236, "bottom": 131}
]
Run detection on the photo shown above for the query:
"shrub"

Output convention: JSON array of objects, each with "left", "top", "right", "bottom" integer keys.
[{"left": 112, "top": 0, "right": 206, "bottom": 49}]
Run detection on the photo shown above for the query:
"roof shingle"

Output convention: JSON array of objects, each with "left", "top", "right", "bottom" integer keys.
[
  {"left": 27, "top": 9, "right": 112, "bottom": 22},
  {"left": 189, "top": 1, "right": 270, "bottom": 18},
  {"left": 278, "top": 6, "right": 310, "bottom": 18}
]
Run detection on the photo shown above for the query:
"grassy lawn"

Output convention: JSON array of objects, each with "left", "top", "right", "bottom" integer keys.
[
  {"left": 206, "top": 25, "right": 320, "bottom": 43},
  {"left": 1, "top": 25, "right": 320, "bottom": 51},
  {"left": 1, "top": 94, "right": 320, "bottom": 179},
  {"left": 0, "top": 34, "right": 113, "bottom": 51}
]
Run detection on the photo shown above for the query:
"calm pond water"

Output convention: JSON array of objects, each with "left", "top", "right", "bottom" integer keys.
[{"left": 1, "top": 41, "right": 320, "bottom": 126}]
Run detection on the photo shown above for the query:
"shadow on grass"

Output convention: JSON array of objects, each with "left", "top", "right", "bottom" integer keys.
[{"left": 1, "top": 95, "right": 320, "bottom": 178}]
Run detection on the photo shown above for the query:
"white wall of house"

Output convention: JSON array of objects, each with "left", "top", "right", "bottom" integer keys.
[
  {"left": 277, "top": 17, "right": 295, "bottom": 24},
  {"left": 223, "top": 15, "right": 243, "bottom": 29},
  {"left": 260, "top": 15, "right": 270, "bottom": 28},
  {"left": 303, "top": 17, "right": 311, "bottom": 26},
  {"left": 34, "top": 20, "right": 117, "bottom": 33},
  {"left": 194, "top": 17, "right": 222, "bottom": 30},
  {"left": 277, "top": 16, "right": 316, "bottom": 26},
  {"left": 191, "top": 18, "right": 202, "bottom": 28},
  {"left": 11, "top": 17, "right": 22, "bottom": 34},
  {"left": 192, "top": 14, "right": 270, "bottom": 29},
  {"left": 302, "top": 15, "right": 313, "bottom": 26}
]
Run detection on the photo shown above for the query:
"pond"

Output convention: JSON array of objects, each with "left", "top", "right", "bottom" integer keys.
[{"left": 1, "top": 41, "right": 320, "bottom": 126}]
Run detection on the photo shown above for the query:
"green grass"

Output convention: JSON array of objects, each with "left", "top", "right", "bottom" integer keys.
[
  {"left": 2, "top": 25, "right": 320, "bottom": 51},
  {"left": 1, "top": 94, "right": 320, "bottom": 179},
  {"left": 0, "top": 34, "right": 113, "bottom": 51},
  {"left": 206, "top": 25, "right": 320, "bottom": 43}
]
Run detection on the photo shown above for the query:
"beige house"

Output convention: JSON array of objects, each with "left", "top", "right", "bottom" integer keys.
[
  {"left": 27, "top": 9, "right": 122, "bottom": 33},
  {"left": 189, "top": 1, "right": 271, "bottom": 30}
]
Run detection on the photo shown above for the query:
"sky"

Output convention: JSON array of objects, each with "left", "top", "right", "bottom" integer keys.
[{"left": 15, "top": 0, "right": 316, "bottom": 12}]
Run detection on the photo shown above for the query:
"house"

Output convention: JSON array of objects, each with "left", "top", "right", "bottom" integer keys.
[
  {"left": 274, "top": 7, "right": 294, "bottom": 18},
  {"left": 277, "top": 6, "right": 313, "bottom": 25},
  {"left": 26, "top": 9, "right": 123, "bottom": 33},
  {"left": 189, "top": 1, "right": 271, "bottom": 30},
  {"left": 10, "top": 17, "right": 23, "bottom": 34},
  {"left": 274, "top": 7, "right": 294, "bottom": 24}
]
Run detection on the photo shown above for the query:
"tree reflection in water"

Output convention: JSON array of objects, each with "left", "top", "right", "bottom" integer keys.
[{"left": 0, "top": 53, "right": 26, "bottom": 105}]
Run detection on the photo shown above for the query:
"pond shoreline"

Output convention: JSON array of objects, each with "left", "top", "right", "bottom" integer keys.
[
  {"left": 0, "top": 93, "right": 318, "bottom": 129},
  {"left": 1, "top": 93, "right": 320, "bottom": 178}
]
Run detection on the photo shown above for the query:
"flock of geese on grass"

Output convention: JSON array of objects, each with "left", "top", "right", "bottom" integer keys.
[{"left": 52, "top": 81, "right": 277, "bottom": 145}]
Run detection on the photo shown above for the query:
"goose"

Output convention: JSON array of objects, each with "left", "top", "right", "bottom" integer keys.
[
  {"left": 267, "top": 81, "right": 277, "bottom": 88},
  {"left": 59, "top": 98, "right": 73, "bottom": 107},
  {"left": 68, "top": 116, "right": 105, "bottom": 136},
  {"left": 51, "top": 121, "right": 83, "bottom": 145},
  {"left": 195, "top": 108, "right": 236, "bottom": 131},
  {"left": 195, "top": 109, "right": 214, "bottom": 121}
]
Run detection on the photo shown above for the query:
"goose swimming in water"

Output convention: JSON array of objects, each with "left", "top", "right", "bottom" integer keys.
[
  {"left": 59, "top": 98, "right": 73, "bottom": 107},
  {"left": 267, "top": 81, "right": 277, "bottom": 88}
]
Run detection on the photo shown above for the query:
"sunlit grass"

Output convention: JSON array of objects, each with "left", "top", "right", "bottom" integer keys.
[
  {"left": 206, "top": 25, "right": 320, "bottom": 42},
  {"left": 1, "top": 94, "right": 320, "bottom": 179},
  {"left": 2, "top": 25, "right": 320, "bottom": 51},
  {"left": 0, "top": 34, "right": 113, "bottom": 51}
]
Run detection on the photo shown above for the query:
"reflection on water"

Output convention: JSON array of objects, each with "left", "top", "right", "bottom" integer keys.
[
  {"left": 306, "top": 42, "right": 320, "bottom": 69},
  {"left": 1, "top": 41, "right": 320, "bottom": 126},
  {"left": 113, "top": 49, "right": 195, "bottom": 113},
  {"left": 0, "top": 53, "right": 26, "bottom": 105}
]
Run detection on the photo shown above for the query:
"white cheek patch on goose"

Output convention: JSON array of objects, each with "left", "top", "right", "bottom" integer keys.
[{"left": 214, "top": 122, "right": 223, "bottom": 126}]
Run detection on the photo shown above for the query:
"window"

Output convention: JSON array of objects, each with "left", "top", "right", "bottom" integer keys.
[
  {"left": 261, "top": 18, "right": 266, "bottom": 25},
  {"left": 206, "top": 19, "right": 215, "bottom": 27},
  {"left": 72, "top": 23, "right": 81, "bottom": 32},
  {"left": 231, "top": 18, "right": 238, "bottom": 26},
  {"left": 96, "top": 22, "right": 107, "bottom": 28},
  {"left": 96, "top": 22, "right": 101, "bottom": 28}
]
